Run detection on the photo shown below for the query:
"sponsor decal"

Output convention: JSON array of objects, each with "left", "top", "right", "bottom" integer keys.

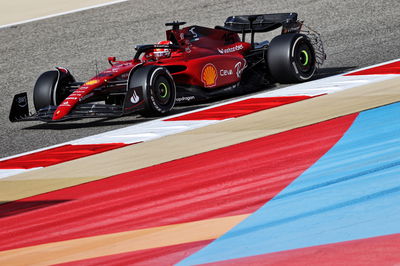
[
  {"left": 66, "top": 97, "right": 78, "bottom": 100},
  {"left": 217, "top": 44, "right": 243, "bottom": 54},
  {"left": 84, "top": 79, "right": 100, "bottom": 86},
  {"left": 111, "top": 68, "right": 121, "bottom": 73},
  {"left": 60, "top": 101, "right": 71, "bottom": 107},
  {"left": 189, "top": 27, "right": 199, "bottom": 41},
  {"left": 201, "top": 63, "right": 217, "bottom": 87},
  {"left": 176, "top": 96, "right": 195, "bottom": 103},
  {"left": 220, "top": 69, "right": 233, "bottom": 76},
  {"left": 16, "top": 95, "right": 28, "bottom": 108},
  {"left": 130, "top": 90, "right": 140, "bottom": 104},
  {"left": 234, "top": 61, "right": 246, "bottom": 78},
  {"left": 153, "top": 44, "right": 171, "bottom": 49},
  {"left": 223, "top": 82, "right": 239, "bottom": 91},
  {"left": 97, "top": 73, "right": 113, "bottom": 77}
]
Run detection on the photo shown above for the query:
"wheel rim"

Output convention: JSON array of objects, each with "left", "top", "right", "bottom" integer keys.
[
  {"left": 300, "top": 50, "right": 309, "bottom": 66},
  {"left": 159, "top": 82, "right": 169, "bottom": 99},
  {"left": 294, "top": 40, "right": 315, "bottom": 75},
  {"left": 153, "top": 75, "right": 172, "bottom": 106}
]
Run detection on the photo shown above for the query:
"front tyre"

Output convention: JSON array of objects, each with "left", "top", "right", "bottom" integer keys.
[
  {"left": 33, "top": 69, "right": 75, "bottom": 111},
  {"left": 267, "top": 33, "right": 316, "bottom": 83},
  {"left": 128, "top": 65, "right": 176, "bottom": 116},
  {"left": 148, "top": 68, "right": 175, "bottom": 114}
]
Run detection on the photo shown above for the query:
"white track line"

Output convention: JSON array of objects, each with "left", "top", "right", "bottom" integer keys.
[{"left": 0, "top": 0, "right": 128, "bottom": 29}]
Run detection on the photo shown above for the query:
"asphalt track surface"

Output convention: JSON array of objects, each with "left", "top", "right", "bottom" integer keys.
[{"left": 1, "top": 0, "right": 399, "bottom": 157}]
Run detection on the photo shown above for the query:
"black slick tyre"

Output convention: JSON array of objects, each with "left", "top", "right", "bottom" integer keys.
[
  {"left": 267, "top": 33, "right": 316, "bottom": 83},
  {"left": 33, "top": 69, "right": 75, "bottom": 111},
  {"left": 128, "top": 65, "right": 176, "bottom": 116}
]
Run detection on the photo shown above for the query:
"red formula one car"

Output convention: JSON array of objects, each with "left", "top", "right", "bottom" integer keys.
[{"left": 10, "top": 13, "right": 325, "bottom": 122}]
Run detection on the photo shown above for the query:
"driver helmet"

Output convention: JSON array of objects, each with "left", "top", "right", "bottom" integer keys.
[
  {"left": 153, "top": 40, "right": 172, "bottom": 59},
  {"left": 143, "top": 40, "right": 172, "bottom": 61}
]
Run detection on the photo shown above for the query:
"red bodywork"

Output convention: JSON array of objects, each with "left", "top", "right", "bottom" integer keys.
[{"left": 53, "top": 26, "right": 250, "bottom": 120}]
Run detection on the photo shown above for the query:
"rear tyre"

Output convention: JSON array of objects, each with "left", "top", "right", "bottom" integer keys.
[
  {"left": 267, "top": 33, "right": 316, "bottom": 83},
  {"left": 128, "top": 65, "right": 176, "bottom": 116},
  {"left": 33, "top": 69, "right": 75, "bottom": 111}
]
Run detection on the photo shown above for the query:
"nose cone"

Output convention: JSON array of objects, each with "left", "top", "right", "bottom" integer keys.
[
  {"left": 51, "top": 79, "right": 102, "bottom": 120},
  {"left": 52, "top": 107, "right": 69, "bottom": 120}
]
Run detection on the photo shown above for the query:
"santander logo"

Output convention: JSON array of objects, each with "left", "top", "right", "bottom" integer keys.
[{"left": 234, "top": 61, "right": 246, "bottom": 78}]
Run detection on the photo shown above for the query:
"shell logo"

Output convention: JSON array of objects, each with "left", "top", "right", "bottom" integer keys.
[{"left": 201, "top": 63, "right": 217, "bottom": 87}]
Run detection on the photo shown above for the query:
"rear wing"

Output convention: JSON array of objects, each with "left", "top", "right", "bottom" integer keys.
[
  {"left": 216, "top": 13, "right": 300, "bottom": 34},
  {"left": 215, "top": 13, "right": 302, "bottom": 48},
  {"left": 216, "top": 13, "right": 325, "bottom": 66}
]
